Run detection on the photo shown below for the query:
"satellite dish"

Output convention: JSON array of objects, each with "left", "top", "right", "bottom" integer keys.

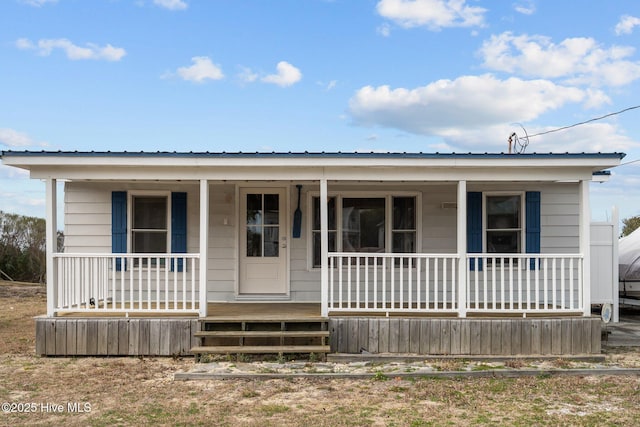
[{"left": 601, "top": 303, "right": 612, "bottom": 323}]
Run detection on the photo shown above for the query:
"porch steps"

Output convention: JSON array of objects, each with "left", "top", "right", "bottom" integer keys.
[
  {"left": 191, "top": 317, "right": 330, "bottom": 359},
  {"left": 191, "top": 345, "right": 330, "bottom": 354},
  {"left": 195, "top": 330, "right": 329, "bottom": 338}
]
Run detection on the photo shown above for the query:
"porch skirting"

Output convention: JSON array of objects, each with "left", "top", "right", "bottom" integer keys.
[
  {"left": 328, "top": 317, "right": 602, "bottom": 356},
  {"left": 35, "top": 316, "right": 602, "bottom": 357},
  {"left": 35, "top": 317, "right": 199, "bottom": 356}
]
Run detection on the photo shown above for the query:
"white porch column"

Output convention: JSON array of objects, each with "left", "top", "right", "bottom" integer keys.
[
  {"left": 45, "top": 178, "right": 57, "bottom": 317},
  {"left": 612, "top": 206, "right": 619, "bottom": 323},
  {"left": 199, "top": 179, "right": 209, "bottom": 317},
  {"left": 457, "top": 180, "right": 467, "bottom": 318},
  {"left": 320, "top": 178, "right": 329, "bottom": 317},
  {"left": 579, "top": 180, "right": 591, "bottom": 316}
]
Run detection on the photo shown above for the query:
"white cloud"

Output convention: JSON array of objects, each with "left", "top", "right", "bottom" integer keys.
[
  {"left": 0, "top": 128, "right": 47, "bottom": 147},
  {"left": 376, "top": 0, "right": 486, "bottom": 30},
  {"left": 176, "top": 56, "right": 224, "bottom": 83},
  {"left": 153, "top": 0, "right": 187, "bottom": 10},
  {"left": 377, "top": 23, "right": 391, "bottom": 37},
  {"left": 16, "top": 38, "right": 126, "bottom": 61},
  {"left": 19, "top": 0, "right": 57, "bottom": 6},
  {"left": 261, "top": 61, "right": 302, "bottom": 87},
  {"left": 615, "top": 15, "right": 640, "bottom": 35},
  {"left": 237, "top": 66, "right": 258, "bottom": 84},
  {"left": 479, "top": 32, "right": 640, "bottom": 87},
  {"left": 317, "top": 80, "right": 337, "bottom": 91},
  {"left": 0, "top": 165, "right": 29, "bottom": 180},
  {"left": 514, "top": 1, "right": 536, "bottom": 15},
  {"left": 348, "top": 74, "right": 590, "bottom": 136}
]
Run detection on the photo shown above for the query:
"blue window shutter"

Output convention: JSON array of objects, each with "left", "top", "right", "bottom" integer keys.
[
  {"left": 112, "top": 191, "right": 127, "bottom": 271},
  {"left": 526, "top": 191, "right": 541, "bottom": 270},
  {"left": 171, "top": 192, "right": 187, "bottom": 272},
  {"left": 467, "top": 192, "right": 483, "bottom": 271}
]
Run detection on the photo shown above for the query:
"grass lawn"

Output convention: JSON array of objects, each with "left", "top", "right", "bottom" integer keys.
[{"left": 1, "top": 281, "right": 639, "bottom": 426}]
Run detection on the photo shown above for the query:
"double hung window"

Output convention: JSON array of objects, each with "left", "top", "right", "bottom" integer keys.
[{"left": 131, "top": 194, "right": 169, "bottom": 267}]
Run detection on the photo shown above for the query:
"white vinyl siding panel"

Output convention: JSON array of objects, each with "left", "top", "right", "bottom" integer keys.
[{"left": 62, "top": 180, "right": 581, "bottom": 303}]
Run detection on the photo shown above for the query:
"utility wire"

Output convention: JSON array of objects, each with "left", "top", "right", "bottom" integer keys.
[{"left": 526, "top": 104, "right": 640, "bottom": 139}]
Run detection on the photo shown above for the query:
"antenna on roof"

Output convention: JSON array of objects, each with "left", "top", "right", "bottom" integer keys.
[{"left": 508, "top": 124, "right": 529, "bottom": 154}]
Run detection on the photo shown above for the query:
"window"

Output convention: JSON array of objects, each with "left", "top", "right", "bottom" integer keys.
[
  {"left": 342, "top": 198, "right": 385, "bottom": 252},
  {"left": 131, "top": 195, "right": 168, "bottom": 266},
  {"left": 392, "top": 197, "right": 416, "bottom": 253},
  {"left": 485, "top": 194, "right": 522, "bottom": 254},
  {"left": 112, "top": 191, "right": 187, "bottom": 271},
  {"left": 311, "top": 197, "right": 336, "bottom": 268},
  {"left": 311, "top": 194, "right": 417, "bottom": 267}
]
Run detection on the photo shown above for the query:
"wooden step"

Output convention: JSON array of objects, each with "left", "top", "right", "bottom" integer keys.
[
  {"left": 191, "top": 345, "right": 330, "bottom": 355},
  {"left": 199, "top": 318, "right": 328, "bottom": 323},
  {"left": 194, "top": 330, "right": 329, "bottom": 338}
]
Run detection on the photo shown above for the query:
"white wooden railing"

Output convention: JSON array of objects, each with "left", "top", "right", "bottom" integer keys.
[
  {"left": 466, "top": 254, "right": 584, "bottom": 314},
  {"left": 327, "top": 253, "right": 585, "bottom": 316},
  {"left": 53, "top": 253, "right": 200, "bottom": 315},
  {"left": 328, "top": 253, "right": 459, "bottom": 313}
]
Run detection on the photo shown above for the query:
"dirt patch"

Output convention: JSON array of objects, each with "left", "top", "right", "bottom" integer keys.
[{"left": 1, "top": 283, "right": 640, "bottom": 426}]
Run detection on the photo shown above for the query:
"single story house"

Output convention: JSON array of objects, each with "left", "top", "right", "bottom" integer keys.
[{"left": 0, "top": 150, "right": 624, "bottom": 357}]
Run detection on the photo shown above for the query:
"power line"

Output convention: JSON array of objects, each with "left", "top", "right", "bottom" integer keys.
[
  {"left": 526, "top": 104, "right": 640, "bottom": 139},
  {"left": 620, "top": 157, "right": 640, "bottom": 167}
]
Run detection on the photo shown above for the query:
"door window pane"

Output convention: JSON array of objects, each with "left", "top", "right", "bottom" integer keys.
[
  {"left": 342, "top": 198, "right": 385, "bottom": 252},
  {"left": 264, "top": 194, "right": 279, "bottom": 225},
  {"left": 246, "top": 194, "right": 262, "bottom": 225},
  {"left": 246, "top": 193, "right": 281, "bottom": 257},
  {"left": 264, "top": 227, "right": 280, "bottom": 257},
  {"left": 246, "top": 226, "right": 262, "bottom": 257}
]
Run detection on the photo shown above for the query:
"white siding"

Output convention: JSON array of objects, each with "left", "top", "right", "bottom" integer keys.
[{"left": 63, "top": 180, "right": 581, "bottom": 304}]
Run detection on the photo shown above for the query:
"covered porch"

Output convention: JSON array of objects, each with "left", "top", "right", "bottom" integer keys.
[{"left": 43, "top": 176, "right": 594, "bottom": 320}]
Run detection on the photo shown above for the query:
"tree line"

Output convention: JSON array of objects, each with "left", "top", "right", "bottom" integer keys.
[{"left": 0, "top": 211, "right": 64, "bottom": 284}]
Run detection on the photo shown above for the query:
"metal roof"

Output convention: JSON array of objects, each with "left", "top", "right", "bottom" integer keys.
[{"left": 0, "top": 150, "right": 628, "bottom": 159}]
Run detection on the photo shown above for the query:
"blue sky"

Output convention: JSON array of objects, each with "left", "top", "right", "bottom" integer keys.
[{"left": 1, "top": 0, "right": 640, "bottom": 226}]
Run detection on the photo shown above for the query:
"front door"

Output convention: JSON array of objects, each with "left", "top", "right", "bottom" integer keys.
[{"left": 239, "top": 188, "right": 288, "bottom": 295}]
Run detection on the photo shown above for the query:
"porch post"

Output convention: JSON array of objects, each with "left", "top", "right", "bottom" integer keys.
[
  {"left": 579, "top": 179, "right": 591, "bottom": 316},
  {"left": 45, "top": 178, "right": 57, "bottom": 317},
  {"left": 612, "top": 206, "right": 619, "bottom": 323},
  {"left": 199, "top": 179, "right": 209, "bottom": 317},
  {"left": 457, "top": 180, "right": 467, "bottom": 318},
  {"left": 320, "top": 178, "right": 329, "bottom": 317}
]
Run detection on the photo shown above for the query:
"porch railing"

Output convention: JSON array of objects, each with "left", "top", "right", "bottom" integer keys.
[
  {"left": 466, "top": 254, "right": 584, "bottom": 314},
  {"left": 53, "top": 253, "right": 200, "bottom": 315},
  {"left": 328, "top": 253, "right": 460, "bottom": 314},
  {"left": 328, "top": 252, "right": 584, "bottom": 316}
]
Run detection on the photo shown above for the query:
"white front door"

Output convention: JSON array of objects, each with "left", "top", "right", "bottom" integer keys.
[{"left": 239, "top": 188, "right": 288, "bottom": 295}]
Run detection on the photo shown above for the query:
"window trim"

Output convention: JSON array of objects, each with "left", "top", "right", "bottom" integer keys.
[
  {"left": 306, "top": 190, "right": 421, "bottom": 270},
  {"left": 127, "top": 190, "right": 172, "bottom": 257},
  {"left": 482, "top": 191, "right": 525, "bottom": 255}
]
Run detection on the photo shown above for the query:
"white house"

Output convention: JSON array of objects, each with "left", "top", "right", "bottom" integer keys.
[{"left": 0, "top": 150, "right": 624, "bottom": 357}]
